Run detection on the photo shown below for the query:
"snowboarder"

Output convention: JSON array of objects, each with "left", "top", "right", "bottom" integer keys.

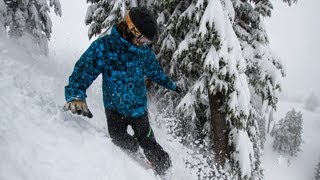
[{"left": 63, "top": 7, "right": 181, "bottom": 175}]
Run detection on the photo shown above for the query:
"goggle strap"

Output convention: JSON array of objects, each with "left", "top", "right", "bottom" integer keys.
[{"left": 125, "top": 14, "right": 142, "bottom": 37}]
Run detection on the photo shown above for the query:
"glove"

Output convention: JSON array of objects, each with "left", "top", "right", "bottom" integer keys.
[
  {"left": 175, "top": 86, "right": 182, "bottom": 94},
  {"left": 63, "top": 100, "right": 93, "bottom": 118}
]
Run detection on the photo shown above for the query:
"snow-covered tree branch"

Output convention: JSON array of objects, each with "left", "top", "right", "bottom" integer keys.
[{"left": 3, "top": 0, "right": 62, "bottom": 55}]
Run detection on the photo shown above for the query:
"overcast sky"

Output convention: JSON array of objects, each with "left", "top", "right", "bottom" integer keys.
[
  {"left": 266, "top": 0, "right": 320, "bottom": 98},
  {"left": 49, "top": 0, "right": 90, "bottom": 65},
  {"left": 50, "top": 0, "right": 320, "bottom": 99}
]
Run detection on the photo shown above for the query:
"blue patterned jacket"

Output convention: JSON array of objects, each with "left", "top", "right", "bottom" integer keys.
[{"left": 65, "top": 26, "right": 176, "bottom": 118}]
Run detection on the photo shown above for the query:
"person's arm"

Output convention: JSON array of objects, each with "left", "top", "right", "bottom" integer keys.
[
  {"left": 65, "top": 39, "right": 104, "bottom": 102},
  {"left": 144, "top": 52, "right": 177, "bottom": 91}
]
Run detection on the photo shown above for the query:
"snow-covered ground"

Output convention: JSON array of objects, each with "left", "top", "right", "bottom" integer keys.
[
  {"left": 0, "top": 1, "right": 193, "bottom": 178},
  {"left": 0, "top": 38, "right": 192, "bottom": 180}
]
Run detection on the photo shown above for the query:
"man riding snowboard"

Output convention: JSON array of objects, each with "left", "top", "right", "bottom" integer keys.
[{"left": 63, "top": 7, "right": 181, "bottom": 175}]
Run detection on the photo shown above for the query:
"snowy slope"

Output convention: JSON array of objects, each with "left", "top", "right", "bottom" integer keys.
[
  {"left": 0, "top": 37, "right": 194, "bottom": 180},
  {"left": 1, "top": 34, "right": 320, "bottom": 180},
  {"left": 264, "top": 101, "right": 320, "bottom": 180},
  {"left": 0, "top": 38, "right": 156, "bottom": 180},
  {"left": 1, "top": 37, "right": 320, "bottom": 180}
]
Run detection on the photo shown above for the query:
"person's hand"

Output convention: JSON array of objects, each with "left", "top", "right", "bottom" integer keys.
[
  {"left": 63, "top": 100, "right": 93, "bottom": 118},
  {"left": 175, "top": 86, "right": 182, "bottom": 94}
]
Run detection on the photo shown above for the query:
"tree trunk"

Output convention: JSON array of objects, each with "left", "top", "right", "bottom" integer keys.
[
  {"left": 209, "top": 92, "right": 231, "bottom": 166},
  {"left": 267, "top": 109, "right": 273, "bottom": 133}
]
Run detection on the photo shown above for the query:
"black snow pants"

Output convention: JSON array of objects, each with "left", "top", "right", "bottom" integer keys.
[{"left": 105, "top": 110, "right": 171, "bottom": 174}]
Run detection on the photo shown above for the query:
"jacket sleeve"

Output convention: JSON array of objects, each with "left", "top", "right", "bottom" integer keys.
[
  {"left": 65, "top": 39, "right": 104, "bottom": 102},
  {"left": 144, "top": 52, "right": 176, "bottom": 91}
]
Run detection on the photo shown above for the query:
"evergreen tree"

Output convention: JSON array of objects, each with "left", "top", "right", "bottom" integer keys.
[
  {"left": 0, "top": 0, "right": 7, "bottom": 36},
  {"left": 304, "top": 92, "right": 319, "bottom": 112},
  {"left": 233, "top": 0, "right": 285, "bottom": 108},
  {"left": 86, "top": 0, "right": 125, "bottom": 39},
  {"left": 267, "top": 109, "right": 274, "bottom": 133},
  {"left": 251, "top": 88, "right": 267, "bottom": 147},
  {"left": 272, "top": 108, "right": 303, "bottom": 157},
  {"left": 85, "top": 0, "right": 154, "bottom": 39},
  {"left": 153, "top": 0, "right": 295, "bottom": 178},
  {"left": 4, "top": 0, "right": 62, "bottom": 55},
  {"left": 270, "top": 123, "right": 277, "bottom": 137},
  {"left": 315, "top": 160, "right": 320, "bottom": 180},
  {"left": 282, "top": 0, "right": 297, "bottom": 6},
  {"left": 231, "top": 1, "right": 285, "bottom": 176},
  {"left": 154, "top": 0, "right": 261, "bottom": 179}
]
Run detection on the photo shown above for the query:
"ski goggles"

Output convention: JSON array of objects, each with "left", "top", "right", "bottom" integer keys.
[
  {"left": 125, "top": 14, "right": 153, "bottom": 45},
  {"left": 136, "top": 35, "right": 153, "bottom": 45}
]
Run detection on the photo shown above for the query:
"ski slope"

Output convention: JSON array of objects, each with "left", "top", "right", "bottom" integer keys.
[{"left": 0, "top": 38, "right": 193, "bottom": 180}]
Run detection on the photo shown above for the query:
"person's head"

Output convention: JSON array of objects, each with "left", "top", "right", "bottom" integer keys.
[{"left": 117, "top": 7, "right": 158, "bottom": 47}]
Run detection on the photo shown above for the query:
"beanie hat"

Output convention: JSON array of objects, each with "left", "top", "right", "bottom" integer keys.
[{"left": 126, "top": 7, "right": 158, "bottom": 41}]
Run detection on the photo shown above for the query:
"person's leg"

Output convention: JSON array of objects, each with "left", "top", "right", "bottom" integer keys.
[
  {"left": 105, "top": 110, "right": 139, "bottom": 153},
  {"left": 131, "top": 113, "right": 171, "bottom": 174}
]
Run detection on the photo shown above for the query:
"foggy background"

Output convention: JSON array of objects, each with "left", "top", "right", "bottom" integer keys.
[{"left": 266, "top": 0, "right": 320, "bottom": 100}]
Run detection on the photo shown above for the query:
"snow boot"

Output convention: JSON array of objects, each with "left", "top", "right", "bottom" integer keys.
[{"left": 145, "top": 146, "right": 172, "bottom": 175}]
